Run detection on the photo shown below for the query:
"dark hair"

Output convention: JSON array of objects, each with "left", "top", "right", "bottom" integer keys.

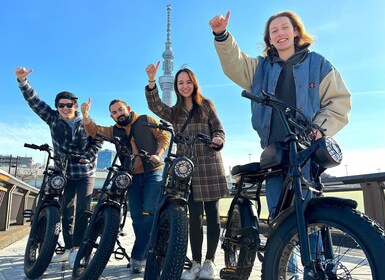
[
  {"left": 54, "top": 91, "right": 78, "bottom": 107},
  {"left": 263, "top": 11, "right": 314, "bottom": 56},
  {"left": 109, "top": 99, "right": 128, "bottom": 111},
  {"left": 173, "top": 68, "right": 214, "bottom": 122}
]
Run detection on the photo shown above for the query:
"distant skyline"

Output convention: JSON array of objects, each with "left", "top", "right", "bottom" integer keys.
[{"left": 1, "top": 1, "right": 385, "bottom": 177}]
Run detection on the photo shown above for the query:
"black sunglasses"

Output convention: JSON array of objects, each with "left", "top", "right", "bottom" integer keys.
[{"left": 57, "top": 103, "right": 74, "bottom": 108}]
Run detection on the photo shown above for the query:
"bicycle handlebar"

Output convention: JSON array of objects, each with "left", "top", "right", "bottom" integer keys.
[
  {"left": 24, "top": 143, "right": 51, "bottom": 152},
  {"left": 241, "top": 90, "right": 326, "bottom": 142}
]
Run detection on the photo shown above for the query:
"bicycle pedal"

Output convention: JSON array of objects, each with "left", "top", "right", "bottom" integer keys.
[
  {"left": 114, "top": 249, "right": 125, "bottom": 260},
  {"left": 55, "top": 245, "right": 66, "bottom": 254},
  {"left": 118, "top": 230, "right": 127, "bottom": 237},
  {"left": 219, "top": 267, "right": 238, "bottom": 279},
  {"left": 23, "top": 209, "right": 34, "bottom": 218},
  {"left": 85, "top": 210, "right": 93, "bottom": 217}
]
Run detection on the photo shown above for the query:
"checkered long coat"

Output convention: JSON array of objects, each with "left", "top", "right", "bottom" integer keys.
[{"left": 145, "top": 85, "right": 228, "bottom": 201}]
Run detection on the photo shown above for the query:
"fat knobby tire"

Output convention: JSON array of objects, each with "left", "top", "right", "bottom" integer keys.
[
  {"left": 224, "top": 203, "right": 257, "bottom": 280},
  {"left": 72, "top": 206, "right": 121, "bottom": 280},
  {"left": 144, "top": 203, "right": 188, "bottom": 280},
  {"left": 262, "top": 203, "right": 385, "bottom": 279},
  {"left": 24, "top": 206, "right": 61, "bottom": 279}
]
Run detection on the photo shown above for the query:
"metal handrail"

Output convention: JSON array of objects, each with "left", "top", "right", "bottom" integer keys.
[
  {"left": 0, "top": 169, "right": 39, "bottom": 231},
  {"left": 226, "top": 171, "right": 385, "bottom": 227}
]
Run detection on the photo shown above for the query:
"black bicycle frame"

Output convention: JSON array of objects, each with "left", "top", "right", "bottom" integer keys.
[{"left": 241, "top": 91, "right": 314, "bottom": 268}]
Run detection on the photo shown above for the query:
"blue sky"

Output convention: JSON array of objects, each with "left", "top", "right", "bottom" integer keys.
[{"left": 1, "top": 0, "right": 384, "bottom": 176}]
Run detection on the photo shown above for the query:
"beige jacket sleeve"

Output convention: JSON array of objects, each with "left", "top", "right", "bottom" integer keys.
[
  {"left": 316, "top": 70, "right": 351, "bottom": 136},
  {"left": 214, "top": 32, "right": 258, "bottom": 92}
]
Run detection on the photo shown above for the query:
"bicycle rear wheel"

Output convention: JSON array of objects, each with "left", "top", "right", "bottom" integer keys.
[{"left": 222, "top": 203, "right": 258, "bottom": 280}]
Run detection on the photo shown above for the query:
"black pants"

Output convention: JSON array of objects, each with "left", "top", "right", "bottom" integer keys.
[
  {"left": 188, "top": 195, "right": 220, "bottom": 263},
  {"left": 62, "top": 177, "right": 94, "bottom": 249}
]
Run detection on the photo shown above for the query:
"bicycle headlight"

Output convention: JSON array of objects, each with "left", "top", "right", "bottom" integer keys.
[
  {"left": 312, "top": 136, "right": 343, "bottom": 168},
  {"left": 113, "top": 172, "right": 132, "bottom": 190},
  {"left": 172, "top": 157, "right": 194, "bottom": 180},
  {"left": 49, "top": 174, "right": 66, "bottom": 190}
]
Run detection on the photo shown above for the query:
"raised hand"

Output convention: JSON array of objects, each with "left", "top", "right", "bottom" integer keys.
[
  {"left": 15, "top": 67, "right": 33, "bottom": 82},
  {"left": 81, "top": 98, "right": 92, "bottom": 118},
  {"left": 209, "top": 11, "right": 230, "bottom": 34},
  {"left": 145, "top": 61, "right": 160, "bottom": 82}
]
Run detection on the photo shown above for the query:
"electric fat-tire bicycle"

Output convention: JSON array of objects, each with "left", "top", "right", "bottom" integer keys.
[
  {"left": 219, "top": 90, "right": 385, "bottom": 280},
  {"left": 72, "top": 132, "right": 142, "bottom": 280},
  {"left": 23, "top": 143, "right": 71, "bottom": 279},
  {"left": 144, "top": 120, "right": 218, "bottom": 280}
]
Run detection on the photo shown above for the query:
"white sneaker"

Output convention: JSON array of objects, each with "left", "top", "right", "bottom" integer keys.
[
  {"left": 199, "top": 259, "right": 215, "bottom": 279},
  {"left": 68, "top": 248, "right": 78, "bottom": 269},
  {"left": 287, "top": 272, "right": 300, "bottom": 280},
  {"left": 181, "top": 260, "right": 201, "bottom": 280},
  {"left": 51, "top": 249, "right": 70, "bottom": 263},
  {"left": 130, "top": 258, "right": 145, "bottom": 274}
]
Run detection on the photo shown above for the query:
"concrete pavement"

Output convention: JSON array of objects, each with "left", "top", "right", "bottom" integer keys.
[{"left": 0, "top": 220, "right": 261, "bottom": 280}]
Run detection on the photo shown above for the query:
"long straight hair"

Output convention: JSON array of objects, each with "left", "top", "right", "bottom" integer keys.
[{"left": 173, "top": 68, "right": 214, "bottom": 122}]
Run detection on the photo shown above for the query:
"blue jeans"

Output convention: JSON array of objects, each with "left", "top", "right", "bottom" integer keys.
[
  {"left": 265, "top": 164, "right": 317, "bottom": 274},
  {"left": 266, "top": 163, "right": 312, "bottom": 219},
  {"left": 128, "top": 170, "right": 162, "bottom": 261}
]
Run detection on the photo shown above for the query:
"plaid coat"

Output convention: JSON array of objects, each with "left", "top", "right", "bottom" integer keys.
[{"left": 145, "top": 85, "right": 228, "bottom": 201}]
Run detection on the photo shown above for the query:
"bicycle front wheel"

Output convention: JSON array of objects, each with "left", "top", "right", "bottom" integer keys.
[
  {"left": 262, "top": 202, "right": 385, "bottom": 279},
  {"left": 144, "top": 203, "right": 188, "bottom": 280},
  {"left": 72, "top": 206, "right": 120, "bottom": 280},
  {"left": 24, "top": 206, "right": 61, "bottom": 279}
]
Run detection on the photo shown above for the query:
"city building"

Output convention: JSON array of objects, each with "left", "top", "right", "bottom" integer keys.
[{"left": 97, "top": 149, "right": 116, "bottom": 170}]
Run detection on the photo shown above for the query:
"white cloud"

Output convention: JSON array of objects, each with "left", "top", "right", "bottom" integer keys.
[
  {"left": 0, "top": 121, "right": 51, "bottom": 164},
  {"left": 328, "top": 148, "right": 385, "bottom": 177}
]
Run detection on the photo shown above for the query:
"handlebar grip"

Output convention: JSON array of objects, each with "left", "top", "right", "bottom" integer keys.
[
  {"left": 146, "top": 122, "right": 159, "bottom": 129},
  {"left": 96, "top": 132, "right": 110, "bottom": 141},
  {"left": 241, "top": 90, "right": 263, "bottom": 103},
  {"left": 24, "top": 143, "right": 51, "bottom": 152},
  {"left": 196, "top": 133, "right": 208, "bottom": 139},
  {"left": 24, "top": 143, "right": 40, "bottom": 149}
]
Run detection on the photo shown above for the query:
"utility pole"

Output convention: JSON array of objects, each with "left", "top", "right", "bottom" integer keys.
[
  {"left": 14, "top": 156, "right": 19, "bottom": 177},
  {"left": 8, "top": 154, "right": 12, "bottom": 173}
]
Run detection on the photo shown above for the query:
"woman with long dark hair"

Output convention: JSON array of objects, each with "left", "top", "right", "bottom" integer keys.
[{"left": 144, "top": 63, "right": 228, "bottom": 280}]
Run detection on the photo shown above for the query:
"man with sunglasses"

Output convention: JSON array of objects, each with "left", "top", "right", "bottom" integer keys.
[{"left": 15, "top": 66, "right": 103, "bottom": 269}]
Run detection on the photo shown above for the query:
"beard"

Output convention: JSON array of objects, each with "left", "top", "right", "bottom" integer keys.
[{"left": 115, "top": 113, "right": 132, "bottom": 126}]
